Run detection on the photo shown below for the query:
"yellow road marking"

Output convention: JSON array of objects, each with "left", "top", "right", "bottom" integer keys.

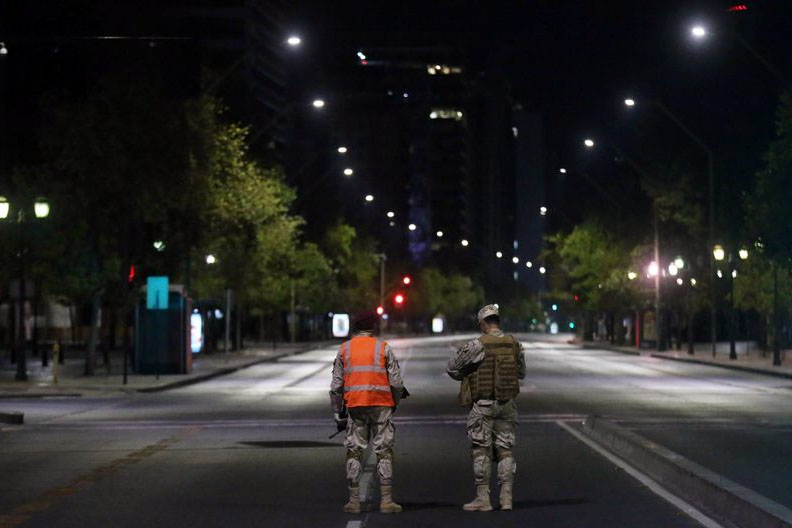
[{"left": 0, "top": 426, "right": 201, "bottom": 528}]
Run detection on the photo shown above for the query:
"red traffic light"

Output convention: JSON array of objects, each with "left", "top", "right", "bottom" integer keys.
[
  {"left": 402, "top": 275, "right": 412, "bottom": 285},
  {"left": 394, "top": 293, "right": 405, "bottom": 305},
  {"left": 127, "top": 265, "right": 136, "bottom": 283},
  {"left": 573, "top": 294, "right": 579, "bottom": 302},
  {"left": 376, "top": 305, "right": 384, "bottom": 315}
]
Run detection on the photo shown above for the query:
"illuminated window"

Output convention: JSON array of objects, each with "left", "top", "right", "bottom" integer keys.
[
  {"left": 426, "top": 64, "right": 462, "bottom": 75},
  {"left": 428, "top": 108, "right": 464, "bottom": 121}
]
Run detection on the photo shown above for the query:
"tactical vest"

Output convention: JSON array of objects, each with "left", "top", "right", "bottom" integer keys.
[
  {"left": 341, "top": 336, "right": 395, "bottom": 408},
  {"left": 462, "top": 334, "right": 520, "bottom": 404}
]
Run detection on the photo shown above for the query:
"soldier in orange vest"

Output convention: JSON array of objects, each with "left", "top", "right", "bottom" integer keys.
[{"left": 330, "top": 310, "right": 405, "bottom": 514}]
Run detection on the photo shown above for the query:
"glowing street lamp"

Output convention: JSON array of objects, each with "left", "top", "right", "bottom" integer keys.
[
  {"left": 668, "top": 263, "right": 678, "bottom": 276},
  {"left": 624, "top": 98, "right": 635, "bottom": 107},
  {"left": 461, "top": 239, "right": 469, "bottom": 247},
  {"left": 691, "top": 25, "right": 708, "bottom": 39},
  {"left": 495, "top": 251, "right": 503, "bottom": 259},
  {"left": 713, "top": 245, "right": 725, "bottom": 261},
  {"left": 512, "top": 256, "right": 519, "bottom": 264},
  {"left": 559, "top": 168, "right": 567, "bottom": 174},
  {"left": 0, "top": 42, "right": 8, "bottom": 56},
  {"left": 343, "top": 168, "right": 354, "bottom": 176},
  {"left": 539, "top": 206, "right": 547, "bottom": 216},
  {"left": 436, "top": 230, "right": 444, "bottom": 237},
  {"left": 674, "top": 257, "right": 685, "bottom": 269},
  {"left": 364, "top": 194, "right": 374, "bottom": 202},
  {"left": 205, "top": 254, "right": 216, "bottom": 264},
  {"left": 525, "top": 261, "right": 533, "bottom": 268},
  {"left": 539, "top": 266, "right": 546, "bottom": 274},
  {"left": 647, "top": 261, "right": 659, "bottom": 277},
  {"left": 627, "top": 271, "right": 637, "bottom": 280},
  {"left": 312, "top": 98, "right": 325, "bottom": 109},
  {"left": 738, "top": 247, "right": 749, "bottom": 260},
  {"left": 0, "top": 196, "right": 9, "bottom": 219},
  {"left": 34, "top": 198, "right": 50, "bottom": 218},
  {"left": 584, "top": 138, "right": 595, "bottom": 148},
  {"left": 408, "top": 223, "right": 416, "bottom": 231},
  {"left": 286, "top": 35, "right": 302, "bottom": 47},
  {"left": 337, "top": 146, "right": 348, "bottom": 154}
]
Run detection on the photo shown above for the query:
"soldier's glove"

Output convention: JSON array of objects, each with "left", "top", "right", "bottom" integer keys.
[{"left": 333, "top": 412, "right": 348, "bottom": 431}]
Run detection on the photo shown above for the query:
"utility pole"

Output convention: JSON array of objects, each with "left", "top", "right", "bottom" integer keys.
[{"left": 378, "top": 253, "right": 387, "bottom": 335}]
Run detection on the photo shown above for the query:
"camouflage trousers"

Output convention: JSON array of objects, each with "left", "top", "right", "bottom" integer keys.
[
  {"left": 344, "top": 406, "right": 395, "bottom": 486},
  {"left": 467, "top": 399, "right": 518, "bottom": 485}
]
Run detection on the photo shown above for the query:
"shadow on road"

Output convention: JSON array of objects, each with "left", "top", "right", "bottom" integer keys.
[
  {"left": 514, "top": 497, "right": 589, "bottom": 509},
  {"left": 239, "top": 440, "right": 344, "bottom": 448}
]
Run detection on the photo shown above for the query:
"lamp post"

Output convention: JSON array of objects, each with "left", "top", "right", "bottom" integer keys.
[
  {"left": 713, "top": 244, "right": 748, "bottom": 360},
  {"left": 0, "top": 196, "right": 50, "bottom": 381},
  {"left": 624, "top": 97, "right": 716, "bottom": 357},
  {"left": 689, "top": 25, "right": 791, "bottom": 91},
  {"left": 582, "top": 138, "right": 664, "bottom": 350}
]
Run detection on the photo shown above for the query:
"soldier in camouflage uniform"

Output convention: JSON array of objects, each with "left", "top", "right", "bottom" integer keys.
[{"left": 447, "top": 304, "right": 526, "bottom": 511}]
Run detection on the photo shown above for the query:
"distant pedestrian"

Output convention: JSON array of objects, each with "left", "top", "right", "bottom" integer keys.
[
  {"left": 447, "top": 304, "right": 526, "bottom": 511},
  {"left": 330, "top": 310, "right": 405, "bottom": 514}
]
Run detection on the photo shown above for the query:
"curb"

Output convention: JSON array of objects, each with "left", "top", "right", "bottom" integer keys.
[
  {"left": 649, "top": 353, "right": 792, "bottom": 381},
  {"left": 580, "top": 415, "right": 792, "bottom": 528},
  {"left": 583, "top": 342, "right": 792, "bottom": 380},
  {"left": 0, "top": 392, "right": 82, "bottom": 400},
  {"left": 0, "top": 411, "right": 23, "bottom": 424},
  {"left": 136, "top": 341, "right": 335, "bottom": 393}
]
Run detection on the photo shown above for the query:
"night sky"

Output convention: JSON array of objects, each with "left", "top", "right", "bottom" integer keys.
[
  {"left": 3, "top": 0, "right": 791, "bottom": 233},
  {"left": 296, "top": 0, "right": 792, "bottom": 231}
]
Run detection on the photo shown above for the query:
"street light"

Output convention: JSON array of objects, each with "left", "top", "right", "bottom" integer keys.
[
  {"left": 691, "top": 25, "right": 707, "bottom": 39},
  {"left": 526, "top": 261, "right": 533, "bottom": 268},
  {"left": 1, "top": 196, "right": 50, "bottom": 381},
  {"left": 539, "top": 266, "right": 546, "bottom": 274},
  {"left": 584, "top": 138, "right": 595, "bottom": 148},
  {"left": 461, "top": 239, "right": 469, "bottom": 247},
  {"left": 206, "top": 254, "right": 216, "bottom": 264},
  {"left": 539, "top": 206, "right": 547, "bottom": 216},
  {"left": 512, "top": 256, "right": 519, "bottom": 264},
  {"left": 408, "top": 223, "right": 416, "bottom": 231},
  {"left": 624, "top": 98, "right": 635, "bottom": 107},
  {"left": 337, "top": 146, "right": 348, "bottom": 154},
  {"left": 364, "top": 194, "right": 374, "bottom": 202},
  {"left": 286, "top": 35, "right": 302, "bottom": 47},
  {"left": 559, "top": 168, "right": 567, "bottom": 174},
  {"left": 647, "top": 261, "right": 659, "bottom": 277},
  {"left": 627, "top": 271, "right": 637, "bottom": 280},
  {"left": 687, "top": 23, "right": 791, "bottom": 90},
  {"left": 0, "top": 42, "right": 7, "bottom": 56},
  {"left": 625, "top": 96, "right": 716, "bottom": 355},
  {"left": 386, "top": 211, "right": 395, "bottom": 218},
  {"left": 495, "top": 251, "right": 503, "bottom": 259},
  {"left": 343, "top": 168, "right": 354, "bottom": 176},
  {"left": 312, "top": 98, "right": 325, "bottom": 109},
  {"left": 713, "top": 245, "right": 725, "bottom": 261},
  {"left": 436, "top": 231, "right": 444, "bottom": 237}
]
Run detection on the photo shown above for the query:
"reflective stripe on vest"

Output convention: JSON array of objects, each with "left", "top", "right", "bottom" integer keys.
[{"left": 341, "top": 336, "right": 395, "bottom": 408}]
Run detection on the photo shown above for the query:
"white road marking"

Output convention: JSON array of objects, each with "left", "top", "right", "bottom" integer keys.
[{"left": 556, "top": 420, "right": 724, "bottom": 528}]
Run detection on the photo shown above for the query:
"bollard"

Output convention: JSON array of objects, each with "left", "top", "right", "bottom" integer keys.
[{"left": 52, "top": 341, "right": 60, "bottom": 384}]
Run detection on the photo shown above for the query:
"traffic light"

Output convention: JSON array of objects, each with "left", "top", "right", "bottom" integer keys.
[
  {"left": 127, "top": 265, "right": 136, "bottom": 283},
  {"left": 402, "top": 275, "right": 412, "bottom": 286},
  {"left": 573, "top": 294, "right": 580, "bottom": 302},
  {"left": 394, "top": 293, "right": 405, "bottom": 306},
  {"left": 376, "top": 305, "right": 384, "bottom": 315}
]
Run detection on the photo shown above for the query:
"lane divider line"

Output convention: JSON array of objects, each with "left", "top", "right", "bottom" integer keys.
[
  {"left": 0, "top": 426, "right": 202, "bottom": 528},
  {"left": 556, "top": 420, "right": 723, "bottom": 528}
]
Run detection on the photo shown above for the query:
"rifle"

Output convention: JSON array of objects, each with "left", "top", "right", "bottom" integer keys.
[{"left": 329, "top": 403, "right": 348, "bottom": 439}]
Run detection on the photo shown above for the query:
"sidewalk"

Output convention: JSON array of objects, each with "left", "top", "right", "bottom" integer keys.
[
  {"left": 0, "top": 340, "right": 336, "bottom": 399},
  {"left": 583, "top": 340, "right": 792, "bottom": 379}
]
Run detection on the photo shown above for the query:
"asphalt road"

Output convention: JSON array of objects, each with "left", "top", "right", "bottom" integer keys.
[{"left": 1, "top": 335, "right": 790, "bottom": 527}]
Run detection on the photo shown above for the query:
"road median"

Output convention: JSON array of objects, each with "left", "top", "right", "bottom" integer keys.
[{"left": 580, "top": 415, "right": 792, "bottom": 528}]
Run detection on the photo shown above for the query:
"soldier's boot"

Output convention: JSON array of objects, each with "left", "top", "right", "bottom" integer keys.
[
  {"left": 499, "top": 482, "right": 513, "bottom": 511},
  {"left": 463, "top": 484, "right": 493, "bottom": 512},
  {"left": 379, "top": 485, "right": 402, "bottom": 513},
  {"left": 343, "top": 486, "right": 360, "bottom": 513}
]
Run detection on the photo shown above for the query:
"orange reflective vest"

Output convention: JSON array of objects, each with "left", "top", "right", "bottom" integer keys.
[{"left": 341, "top": 336, "right": 395, "bottom": 408}]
